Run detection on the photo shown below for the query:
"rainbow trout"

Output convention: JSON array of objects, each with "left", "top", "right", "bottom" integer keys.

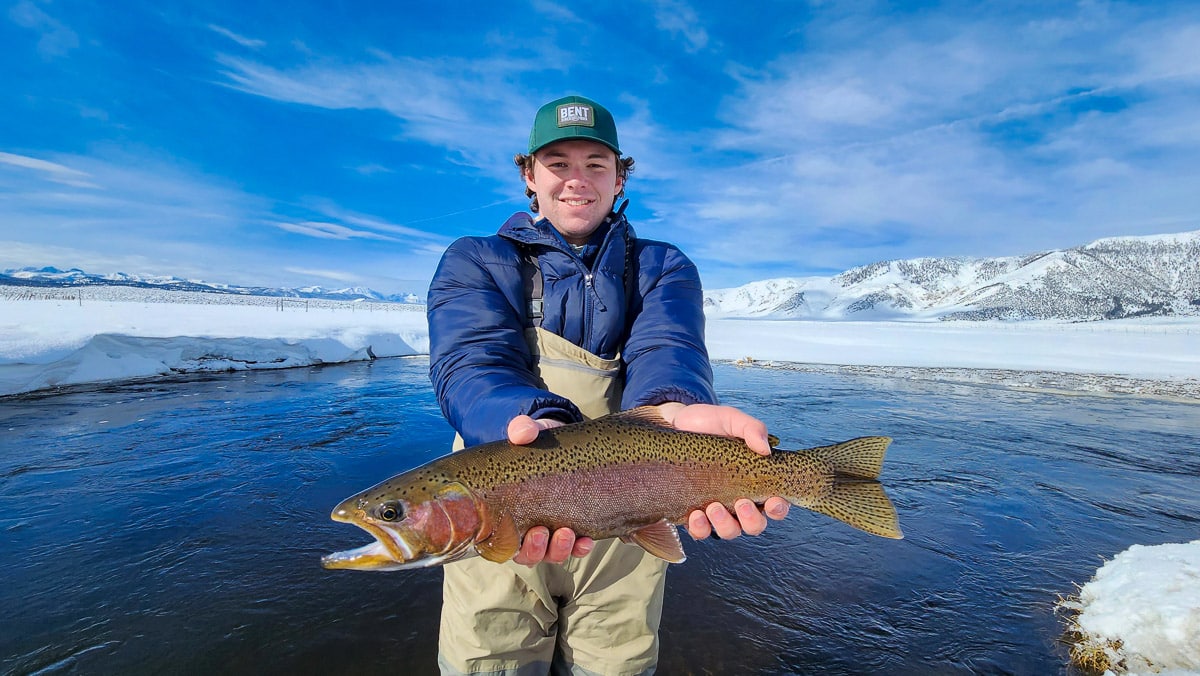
[{"left": 322, "top": 407, "right": 901, "bottom": 571}]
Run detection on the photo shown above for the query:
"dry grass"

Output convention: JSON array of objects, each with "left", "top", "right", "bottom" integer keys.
[{"left": 1056, "top": 589, "right": 1122, "bottom": 675}]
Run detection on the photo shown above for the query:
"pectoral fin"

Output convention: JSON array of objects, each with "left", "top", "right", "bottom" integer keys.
[
  {"left": 621, "top": 519, "right": 686, "bottom": 563},
  {"left": 476, "top": 512, "right": 520, "bottom": 563}
]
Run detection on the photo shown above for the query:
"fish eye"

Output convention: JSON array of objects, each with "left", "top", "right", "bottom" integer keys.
[{"left": 377, "top": 501, "right": 405, "bottom": 522}]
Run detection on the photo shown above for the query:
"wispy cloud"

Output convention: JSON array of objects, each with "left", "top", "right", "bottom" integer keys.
[
  {"left": 530, "top": 0, "right": 583, "bottom": 24},
  {"left": 8, "top": 0, "right": 78, "bottom": 58},
  {"left": 351, "top": 163, "right": 395, "bottom": 176},
  {"left": 212, "top": 50, "right": 563, "bottom": 180},
  {"left": 652, "top": 0, "right": 709, "bottom": 52},
  {"left": 0, "top": 151, "right": 98, "bottom": 188},
  {"left": 207, "top": 24, "right": 266, "bottom": 49},
  {"left": 274, "top": 220, "right": 399, "bottom": 241},
  {"left": 282, "top": 266, "right": 360, "bottom": 284}
]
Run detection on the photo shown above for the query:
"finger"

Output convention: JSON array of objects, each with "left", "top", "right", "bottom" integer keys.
[
  {"left": 672, "top": 404, "right": 772, "bottom": 456},
  {"left": 743, "top": 424, "right": 772, "bottom": 456},
  {"left": 734, "top": 499, "right": 768, "bottom": 536},
  {"left": 506, "top": 415, "right": 541, "bottom": 446},
  {"left": 572, "top": 536, "right": 595, "bottom": 558},
  {"left": 513, "top": 526, "right": 549, "bottom": 566},
  {"left": 686, "top": 509, "right": 712, "bottom": 540},
  {"left": 763, "top": 497, "right": 790, "bottom": 521},
  {"left": 544, "top": 528, "right": 576, "bottom": 564},
  {"left": 656, "top": 402, "right": 686, "bottom": 425},
  {"left": 729, "top": 413, "right": 771, "bottom": 456},
  {"left": 706, "top": 502, "right": 742, "bottom": 540}
]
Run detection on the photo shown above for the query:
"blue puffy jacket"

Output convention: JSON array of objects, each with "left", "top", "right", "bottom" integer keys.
[{"left": 428, "top": 211, "right": 718, "bottom": 446}]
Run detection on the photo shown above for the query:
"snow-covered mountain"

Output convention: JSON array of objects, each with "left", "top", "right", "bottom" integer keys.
[
  {"left": 705, "top": 231, "right": 1200, "bottom": 321},
  {"left": 0, "top": 267, "right": 423, "bottom": 304}
]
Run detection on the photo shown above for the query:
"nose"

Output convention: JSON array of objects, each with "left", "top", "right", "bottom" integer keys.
[{"left": 564, "top": 166, "right": 590, "bottom": 185}]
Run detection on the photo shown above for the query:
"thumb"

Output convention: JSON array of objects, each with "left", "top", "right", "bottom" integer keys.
[{"left": 507, "top": 415, "right": 565, "bottom": 445}]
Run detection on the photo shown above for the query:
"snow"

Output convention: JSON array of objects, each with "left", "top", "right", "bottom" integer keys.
[
  {"left": 2, "top": 290, "right": 1198, "bottom": 673},
  {"left": 4, "top": 291, "right": 1198, "bottom": 399},
  {"left": 0, "top": 293, "right": 428, "bottom": 396},
  {"left": 1061, "top": 541, "right": 1200, "bottom": 676},
  {"left": 710, "top": 318, "right": 1197, "bottom": 374}
]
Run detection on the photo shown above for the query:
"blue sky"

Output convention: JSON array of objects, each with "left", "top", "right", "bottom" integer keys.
[{"left": 2, "top": 1, "right": 1199, "bottom": 295}]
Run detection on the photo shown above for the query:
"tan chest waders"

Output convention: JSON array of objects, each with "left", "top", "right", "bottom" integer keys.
[{"left": 438, "top": 327, "right": 667, "bottom": 676}]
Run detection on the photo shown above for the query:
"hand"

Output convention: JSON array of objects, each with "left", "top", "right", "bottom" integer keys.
[
  {"left": 685, "top": 497, "right": 791, "bottom": 540},
  {"left": 656, "top": 402, "right": 772, "bottom": 455},
  {"left": 656, "top": 403, "right": 791, "bottom": 540},
  {"left": 506, "top": 415, "right": 595, "bottom": 565},
  {"left": 511, "top": 525, "right": 595, "bottom": 566}
]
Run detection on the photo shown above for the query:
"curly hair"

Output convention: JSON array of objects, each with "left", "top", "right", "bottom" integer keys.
[{"left": 514, "top": 152, "right": 635, "bottom": 213}]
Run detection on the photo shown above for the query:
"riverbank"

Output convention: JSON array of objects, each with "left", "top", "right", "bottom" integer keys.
[{"left": 718, "top": 360, "right": 1200, "bottom": 403}]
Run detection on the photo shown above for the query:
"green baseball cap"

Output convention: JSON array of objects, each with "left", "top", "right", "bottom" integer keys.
[{"left": 528, "top": 95, "right": 621, "bottom": 155}]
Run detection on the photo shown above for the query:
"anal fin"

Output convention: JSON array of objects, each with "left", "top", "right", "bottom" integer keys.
[{"left": 621, "top": 519, "right": 687, "bottom": 563}]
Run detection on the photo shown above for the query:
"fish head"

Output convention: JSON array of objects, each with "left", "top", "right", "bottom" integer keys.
[{"left": 321, "top": 476, "right": 486, "bottom": 571}]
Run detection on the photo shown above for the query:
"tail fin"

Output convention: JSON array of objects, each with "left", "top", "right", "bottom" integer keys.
[{"left": 807, "top": 436, "right": 903, "bottom": 539}]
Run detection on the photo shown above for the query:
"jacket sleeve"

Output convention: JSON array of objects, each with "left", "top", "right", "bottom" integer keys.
[
  {"left": 428, "top": 237, "right": 582, "bottom": 447},
  {"left": 620, "top": 241, "right": 719, "bottom": 409}
]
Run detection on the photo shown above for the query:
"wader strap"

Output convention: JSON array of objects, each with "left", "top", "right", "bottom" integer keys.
[{"left": 521, "top": 248, "right": 543, "bottom": 328}]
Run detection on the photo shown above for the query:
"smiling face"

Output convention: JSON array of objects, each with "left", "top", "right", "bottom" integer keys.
[{"left": 523, "top": 139, "right": 625, "bottom": 245}]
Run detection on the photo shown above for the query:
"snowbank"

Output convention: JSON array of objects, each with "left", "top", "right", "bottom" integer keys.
[
  {"left": 0, "top": 296, "right": 427, "bottom": 396},
  {"left": 1060, "top": 541, "right": 1200, "bottom": 675}
]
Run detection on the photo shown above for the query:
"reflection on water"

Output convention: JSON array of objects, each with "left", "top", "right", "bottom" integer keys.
[{"left": 2, "top": 359, "right": 1198, "bottom": 675}]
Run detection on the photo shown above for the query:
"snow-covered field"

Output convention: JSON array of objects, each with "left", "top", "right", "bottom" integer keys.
[
  {"left": 2, "top": 287, "right": 1198, "bottom": 674},
  {"left": 707, "top": 318, "right": 1200, "bottom": 401}
]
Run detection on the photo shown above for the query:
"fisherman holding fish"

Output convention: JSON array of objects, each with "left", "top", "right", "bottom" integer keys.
[
  {"left": 424, "top": 95, "right": 791, "bottom": 675},
  {"left": 322, "top": 94, "right": 900, "bottom": 672}
]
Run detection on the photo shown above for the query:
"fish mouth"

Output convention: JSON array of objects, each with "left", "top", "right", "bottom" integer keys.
[{"left": 321, "top": 509, "right": 478, "bottom": 571}]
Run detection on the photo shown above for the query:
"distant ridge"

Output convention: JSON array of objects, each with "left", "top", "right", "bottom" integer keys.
[
  {"left": 705, "top": 230, "right": 1200, "bottom": 321},
  {"left": 0, "top": 267, "right": 423, "bottom": 304},
  {"left": 8, "top": 230, "right": 1199, "bottom": 321}
]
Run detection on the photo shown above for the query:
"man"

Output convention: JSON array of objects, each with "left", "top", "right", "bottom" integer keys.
[{"left": 427, "top": 94, "right": 789, "bottom": 676}]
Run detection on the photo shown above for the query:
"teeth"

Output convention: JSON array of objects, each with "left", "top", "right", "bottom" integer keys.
[{"left": 564, "top": 199, "right": 591, "bottom": 206}]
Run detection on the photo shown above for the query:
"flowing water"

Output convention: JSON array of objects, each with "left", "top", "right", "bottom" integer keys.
[{"left": 1, "top": 358, "right": 1197, "bottom": 675}]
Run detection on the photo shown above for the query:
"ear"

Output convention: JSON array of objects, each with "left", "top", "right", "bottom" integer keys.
[{"left": 523, "top": 162, "right": 537, "bottom": 193}]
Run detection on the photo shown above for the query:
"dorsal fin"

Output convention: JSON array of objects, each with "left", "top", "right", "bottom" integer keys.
[
  {"left": 620, "top": 519, "right": 686, "bottom": 563},
  {"left": 605, "top": 406, "right": 674, "bottom": 428},
  {"left": 475, "top": 512, "right": 520, "bottom": 563},
  {"left": 807, "top": 436, "right": 892, "bottom": 479}
]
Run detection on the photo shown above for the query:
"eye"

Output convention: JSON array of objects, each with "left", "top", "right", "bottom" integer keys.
[{"left": 377, "top": 501, "right": 405, "bottom": 522}]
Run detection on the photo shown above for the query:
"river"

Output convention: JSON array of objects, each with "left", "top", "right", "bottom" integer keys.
[{"left": 2, "top": 358, "right": 1197, "bottom": 675}]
